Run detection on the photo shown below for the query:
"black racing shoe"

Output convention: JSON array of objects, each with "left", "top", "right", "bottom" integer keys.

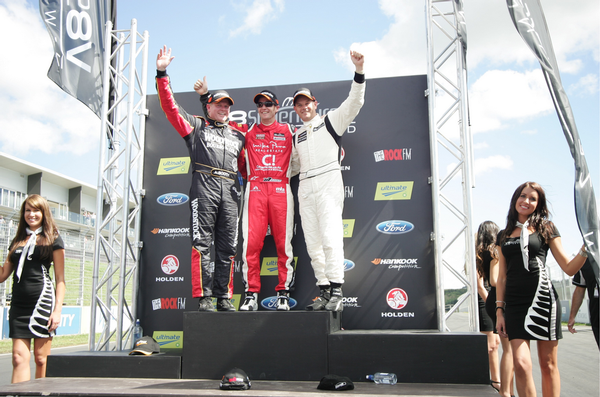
[
  {"left": 217, "top": 298, "right": 236, "bottom": 312},
  {"left": 239, "top": 293, "right": 258, "bottom": 311},
  {"left": 306, "top": 287, "right": 330, "bottom": 311},
  {"left": 276, "top": 291, "right": 290, "bottom": 311},
  {"left": 325, "top": 287, "right": 344, "bottom": 312},
  {"left": 198, "top": 297, "right": 215, "bottom": 312}
]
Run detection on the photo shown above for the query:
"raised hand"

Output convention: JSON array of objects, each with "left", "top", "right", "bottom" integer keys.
[
  {"left": 194, "top": 76, "right": 209, "bottom": 95},
  {"left": 156, "top": 45, "right": 175, "bottom": 71},
  {"left": 350, "top": 50, "right": 365, "bottom": 73}
]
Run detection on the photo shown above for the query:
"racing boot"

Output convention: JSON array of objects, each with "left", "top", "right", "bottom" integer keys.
[
  {"left": 239, "top": 293, "right": 259, "bottom": 311},
  {"left": 276, "top": 291, "right": 290, "bottom": 311},
  {"left": 305, "top": 286, "right": 330, "bottom": 311},
  {"left": 198, "top": 296, "right": 215, "bottom": 312},
  {"left": 325, "top": 285, "right": 344, "bottom": 312},
  {"left": 217, "top": 298, "right": 236, "bottom": 312}
]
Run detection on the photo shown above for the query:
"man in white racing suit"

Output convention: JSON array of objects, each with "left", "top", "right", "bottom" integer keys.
[{"left": 291, "top": 50, "right": 365, "bottom": 312}]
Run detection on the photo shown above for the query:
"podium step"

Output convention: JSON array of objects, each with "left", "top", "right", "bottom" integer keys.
[
  {"left": 328, "top": 329, "right": 489, "bottom": 384},
  {"left": 47, "top": 350, "right": 182, "bottom": 379},
  {"left": 182, "top": 311, "right": 340, "bottom": 381}
]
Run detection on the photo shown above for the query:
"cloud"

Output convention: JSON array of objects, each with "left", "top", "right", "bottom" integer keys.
[
  {"left": 569, "top": 73, "right": 599, "bottom": 97},
  {"left": 463, "top": 0, "right": 599, "bottom": 72},
  {"left": 468, "top": 69, "right": 554, "bottom": 133},
  {"left": 229, "top": 0, "right": 285, "bottom": 38},
  {"left": 473, "top": 155, "right": 514, "bottom": 176},
  {"left": 443, "top": 155, "right": 514, "bottom": 180},
  {"left": 0, "top": 0, "right": 99, "bottom": 156},
  {"left": 332, "top": 0, "right": 598, "bottom": 79},
  {"left": 333, "top": 0, "right": 427, "bottom": 77}
]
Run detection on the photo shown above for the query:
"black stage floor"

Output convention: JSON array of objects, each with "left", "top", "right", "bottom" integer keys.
[{"left": 0, "top": 377, "right": 499, "bottom": 397}]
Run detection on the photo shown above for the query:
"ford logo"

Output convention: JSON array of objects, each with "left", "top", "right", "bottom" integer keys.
[
  {"left": 260, "top": 296, "right": 298, "bottom": 311},
  {"left": 376, "top": 220, "right": 414, "bottom": 235},
  {"left": 157, "top": 193, "right": 189, "bottom": 206},
  {"left": 343, "top": 259, "right": 355, "bottom": 271}
]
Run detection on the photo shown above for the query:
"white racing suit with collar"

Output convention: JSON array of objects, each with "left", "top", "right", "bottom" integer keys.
[{"left": 291, "top": 72, "right": 365, "bottom": 286}]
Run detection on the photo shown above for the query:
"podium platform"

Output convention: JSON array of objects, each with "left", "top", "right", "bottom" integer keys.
[
  {"left": 182, "top": 311, "right": 340, "bottom": 381},
  {"left": 45, "top": 311, "right": 488, "bottom": 385},
  {"left": 0, "top": 377, "right": 499, "bottom": 397}
]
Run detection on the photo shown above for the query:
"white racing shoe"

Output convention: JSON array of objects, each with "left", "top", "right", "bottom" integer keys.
[
  {"left": 276, "top": 291, "right": 290, "bottom": 311},
  {"left": 239, "top": 293, "right": 258, "bottom": 311}
]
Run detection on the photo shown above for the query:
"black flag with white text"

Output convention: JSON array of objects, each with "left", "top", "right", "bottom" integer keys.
[{"left": 39, "top": 0, "right": 113, "bottom": 118}]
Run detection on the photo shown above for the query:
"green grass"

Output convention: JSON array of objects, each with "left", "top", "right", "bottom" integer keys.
[{"left": 0, "top": 333, "right": 90, "bottom": 354}]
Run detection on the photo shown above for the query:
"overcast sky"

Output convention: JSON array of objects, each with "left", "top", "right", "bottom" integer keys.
[{"left": 1, "top": 0, "right": 598, "bottom": 287}]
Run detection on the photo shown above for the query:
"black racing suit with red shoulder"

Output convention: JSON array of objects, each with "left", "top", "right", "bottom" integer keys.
[
  {"left": 200, "top": 93, "right": 296, "bottom": 295},
  {"left": 156, "top": 70, "right": 246, "bottom": 299}
]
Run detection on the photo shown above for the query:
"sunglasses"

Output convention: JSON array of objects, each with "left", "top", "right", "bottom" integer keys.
[{"left": 256, "top": 101, "right": 276, "bottom": 108}]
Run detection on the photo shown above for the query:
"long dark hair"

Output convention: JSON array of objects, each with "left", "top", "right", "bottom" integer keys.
[
  {"left": 475, "top": 221, "right": 499, "bottom": 279},
  {"left": 498, "top": 181, "right": 553, "bottom": 244},
  {"left": 8, "top": 194, "right": 59, "bottom": 260}
]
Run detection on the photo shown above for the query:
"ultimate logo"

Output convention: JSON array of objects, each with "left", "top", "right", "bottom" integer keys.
[
  {"left": 157, "top": 157, "right": 191, "bottom": 175},
  {"left": 374, "top": 182, "right": 414, "bottom": 201}
]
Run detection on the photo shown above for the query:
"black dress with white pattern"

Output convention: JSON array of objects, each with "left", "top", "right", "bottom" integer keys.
[
  {"left": 8, "top": 235, "right": 64, "bottom": 338},
  {"left": 500, "top": 226, "right": 561, "bottom": 341}
]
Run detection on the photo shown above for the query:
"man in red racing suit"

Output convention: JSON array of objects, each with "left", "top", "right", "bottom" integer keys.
[
  {"left": 197, "top": 84, "right": 295, "bottom": 311},
  {"left": 156, "top": 46, "right": 246, "bottom": 312}
]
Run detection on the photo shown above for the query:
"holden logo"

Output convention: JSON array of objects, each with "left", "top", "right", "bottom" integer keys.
[
  {"left": 386, "top": 288, "right": 408, "bottom": 310},
  {"left": 376, "top": 220, "right": 414, "bottom": 235},
  {"left": 157, "top": 193, "right": 189, "bottom": 206},
  {"left": 161, "top": 255, "right": 179, "bottom": 275},
  {"left": 343, "top": 259, "right": 355, "bottom": 271}
]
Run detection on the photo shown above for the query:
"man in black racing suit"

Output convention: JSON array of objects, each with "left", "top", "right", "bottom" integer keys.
[{"left": 156, "top": 46, "right": 246, "bottom": 312}]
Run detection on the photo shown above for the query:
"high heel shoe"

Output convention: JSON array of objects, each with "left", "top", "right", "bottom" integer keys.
[{"left": 490, "top": 380, "right": 501, "bottom": 392}]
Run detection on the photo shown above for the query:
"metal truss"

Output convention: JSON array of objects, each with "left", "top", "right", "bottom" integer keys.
[
  {"left": 426, "top": 0, "right": 478, "bottom": 331},
  {"left": 90, "top": 19, "right": 149, "bottom": 351}
]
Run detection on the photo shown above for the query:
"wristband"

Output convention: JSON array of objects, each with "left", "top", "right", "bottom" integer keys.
[
  {"left": 495, "top": 306, "right": 505, "bottom": 312},
  {"left": 495, "top": 300, "right": 505, "bottom": 304},
  {"left": 579, "top": 247, "right": 588, "bottom": 258}
]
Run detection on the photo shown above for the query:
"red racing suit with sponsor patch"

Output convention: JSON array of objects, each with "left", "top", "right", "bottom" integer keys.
[
  {"left": 241, "top": 121, "right": 296, "bottom": 293},
  {"left": 156, "top": 70, "right": 246, "bottom": 299}
]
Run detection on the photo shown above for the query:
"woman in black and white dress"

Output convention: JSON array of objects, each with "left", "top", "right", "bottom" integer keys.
[
  {"left": 0, "top": 194, "right": 65, "bottom": 383},
  {"left": 495, "top": 182, "right": 587, "bottom": 397}
]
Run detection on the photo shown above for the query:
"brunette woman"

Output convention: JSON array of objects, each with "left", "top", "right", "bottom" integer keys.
[
  {"left": 0, "top": 195, "right": 66, "bottom": 383},
  {"left": 495, "top": 182, "right": 587, "bottom": 397}
]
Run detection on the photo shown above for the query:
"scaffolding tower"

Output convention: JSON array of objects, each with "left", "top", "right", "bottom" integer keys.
[
  {"left": 426, "top": 0, "right": 478, "bottom": 332},
  {"left": 90, "top": 19, "right": 149, "bottom": 351}
]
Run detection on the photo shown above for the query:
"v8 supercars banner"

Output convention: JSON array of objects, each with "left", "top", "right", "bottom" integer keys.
[
  {"left": 140, "top": 75, "right": 436, "bottom": 333},
  {"left": 39, "top": 0, "right": 114, "bottom": 117}
]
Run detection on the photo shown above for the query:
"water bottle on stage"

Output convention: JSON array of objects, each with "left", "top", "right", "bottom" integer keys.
[
  {"left": 133, "top": 319, "right": 143, "bottom": 342},
  {"left": 366, "top": 372, "right": 397, "bottom": 385}
]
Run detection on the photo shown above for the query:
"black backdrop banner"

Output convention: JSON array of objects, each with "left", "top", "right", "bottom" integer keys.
[{"left": 140, "top": 75, "right": 436, "bottom": 337}]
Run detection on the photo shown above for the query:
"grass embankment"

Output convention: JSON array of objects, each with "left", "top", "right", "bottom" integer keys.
[{"left": 0, "top": 334, "right": 90, "bottom": 354}]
